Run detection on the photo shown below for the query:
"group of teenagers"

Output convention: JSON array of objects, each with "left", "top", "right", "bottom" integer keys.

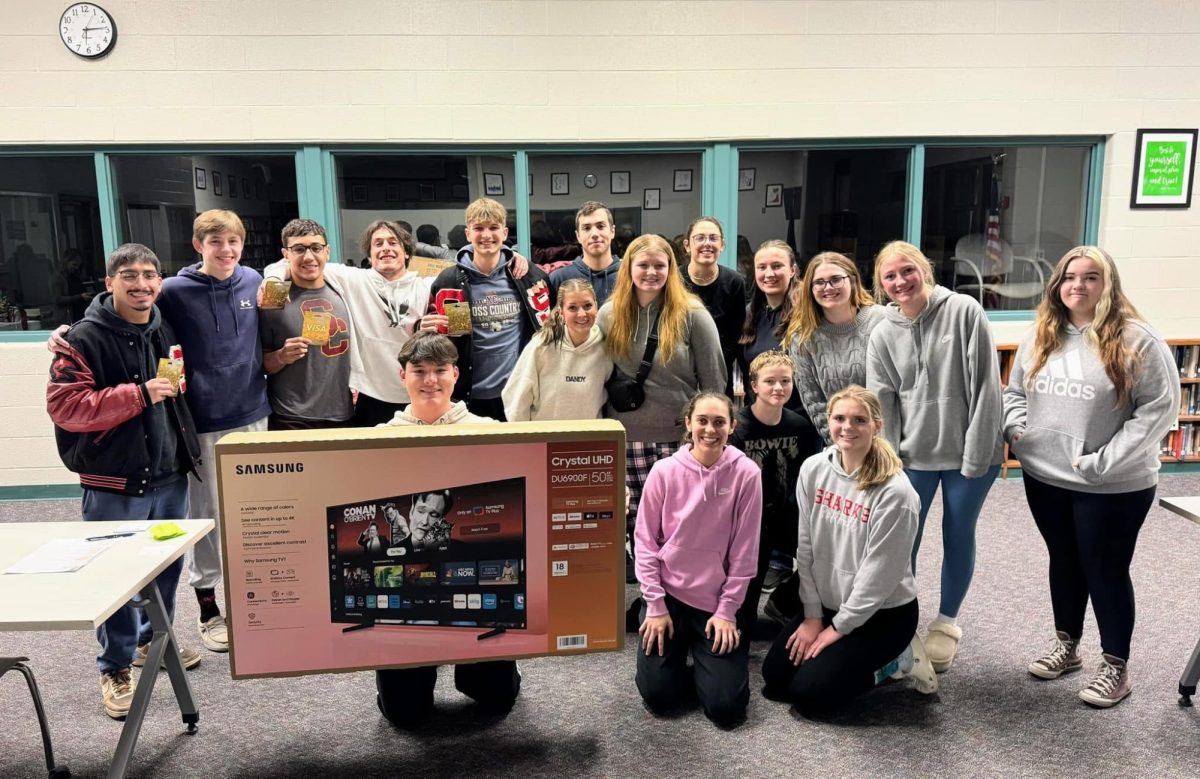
[{"left": 44, "top": 195, "right": 1176, "bottom": 729}]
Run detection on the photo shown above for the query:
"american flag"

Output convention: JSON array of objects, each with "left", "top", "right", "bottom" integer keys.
[{"left": 985, "top": 171, "right": 1003, "bottom": 275}]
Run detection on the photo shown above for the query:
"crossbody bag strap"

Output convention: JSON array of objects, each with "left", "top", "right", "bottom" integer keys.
[{"left": 634, "top": 312, "right": 662, "bottom": 385}]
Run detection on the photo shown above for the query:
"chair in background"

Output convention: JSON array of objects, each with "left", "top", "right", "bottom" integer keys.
[
  {"left": 952, "top": 234, "right": 1049, "bottom": 307},
  {"left": 0, "top": 656, "right": 70, "bottom": 777}
]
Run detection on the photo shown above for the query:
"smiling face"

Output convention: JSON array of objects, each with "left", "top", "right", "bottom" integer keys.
[
  {"left": 400, "top": 359, "right": 458, "bottom": 416},
  {"left": 576, "top": 209, "right": 615, "bottom": 262},
  {"left": 193, "top": 230, "right": 243, "bottom": 280},
  {"left": 811, "top": 261, "right": 853, "bottom": 314},
  {"left": 877, "top": 253, "right": 928, "bottom": 311},
  {"left": 283, "top": 234, "right": 329, "bottom": 286},
  {"left": 751, "top": 364, "right": 793, "bottom": 409},
  {"left": 629, "top": 248, "right": 670, "bottom": 298},
  {"left": 829, "top": 397, "right": 878, "bottom": 461},
  {"left": 684, "top": 220, "right": 724, "bottom": 268},
  {"left": 1058, "top": 256, "right": 1104, "bottom": 325},
  {"left": 369, "top": 226, "right": 408, "bottom": 279},
  {"left": 106, "top": 260, "right": 162, "bottom": 323},
  {"left": 685, "top": 396, "right": 734, "bottom": 457},
  {"left": 560, "top": 289, "right": 597, "bottom": 341},
  {"left": 755, "top": 248, "right": 795, "bottom": 302},
  {"left": 466, "top": 219, "right": 508, "bottom": 261}
]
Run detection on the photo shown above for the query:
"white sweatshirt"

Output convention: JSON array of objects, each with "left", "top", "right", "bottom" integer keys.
[{"left": 501, "top": 326, "right": 610, "bottom": 422}]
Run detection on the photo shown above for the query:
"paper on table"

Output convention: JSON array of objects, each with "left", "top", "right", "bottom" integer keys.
[
  {"left": 4, "top": 538, "right": 115, "bottom": 574},
  {"left": 118, "top": 521, "right": 153, "bottom": 532}
]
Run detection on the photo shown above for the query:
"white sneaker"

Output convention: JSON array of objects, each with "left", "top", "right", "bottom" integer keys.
[
  {"left": 199, "top": 614, "right": 229, "bottom": 652},
  {"left": 100, "top": 668, "right": 135, "bottom": 719}
]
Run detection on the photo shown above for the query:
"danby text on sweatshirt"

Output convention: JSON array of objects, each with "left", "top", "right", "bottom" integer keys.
[
  {"left": 634, "top": 445, "right": 763, "bottom": 623},
  {"left": 501, "top": 325, "right": 611, "bottom": 422},
  {"left": 1002, "top": 321, "right": 1179, "bottom": 494},
  {"left": 866, "top": 285, "right": 1003, "bottom": 477},
  {"left": 795, "top": 447, "right": 920, "bottom": 634}
]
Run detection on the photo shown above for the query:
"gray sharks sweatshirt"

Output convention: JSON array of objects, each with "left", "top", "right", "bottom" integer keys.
[
  {"left": 866, "top": 286, "right": 1004, "bottom": 477},
  {"left": 1002, "top": 321, "right": 1179, "bottom": 493},
  {"left": 795, "top": 447, "right": 920, "bottom": 635}
]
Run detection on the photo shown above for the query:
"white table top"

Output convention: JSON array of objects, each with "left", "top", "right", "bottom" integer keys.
[
  {"left": 1159, "top": 496, "right": 1200, "bottom": 525},
  {"left": 0, "top": 519, "right": 213, "bottom": 631}
]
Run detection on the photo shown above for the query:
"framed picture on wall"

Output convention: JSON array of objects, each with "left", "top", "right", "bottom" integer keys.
[
  {"left": 485, "top": 173, "right": 505, "bottom": 196},
  {"left": 386, "top": 184, "right": 401, "bottom": 202},
  {"left": 738, "top": 168, "right": 756, "bottom": 191},
  {"left": 643, "top": 188, "right": 660, "bottom": 210},
  {"left": 351, "top": 184, "right": 368, "bottom": 203},
  {"left": 194, "top": 167, "right": 206, "bottom": 190},
  {"left": 765, "top": 183, "right": 783, "bottom": 207},
  {"left": 673, "top": 169, "right": 692, "bottom": 192},
  {"left": 551, "top": 172, "right": 569, "bottom": 196},
  {"left": 1130, "top": 128, "right": 1197, "bottom": 209},
  {"left": 418, "top": 183, "right": 434, "bottom": 202},
  {"left": 611, "top": 170, "right": 630, "bottom": 194},
  {"left": 228, "top": 178, "right": 237, "bottom": 199},
  {"left": 243, "top": 178, "right": 252, "bottom": 199},
  {"left": 213, "top": 171, "right": 222, "bottom": 196}
]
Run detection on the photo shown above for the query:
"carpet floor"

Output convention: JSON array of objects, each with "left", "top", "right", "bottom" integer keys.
[{"left": 1, "top": 476, "right": 1198, "bottom": 778}]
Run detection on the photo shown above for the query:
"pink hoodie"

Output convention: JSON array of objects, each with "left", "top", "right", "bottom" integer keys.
[{"left": 634, "top": 445, "right": 762, "bottom": 623}]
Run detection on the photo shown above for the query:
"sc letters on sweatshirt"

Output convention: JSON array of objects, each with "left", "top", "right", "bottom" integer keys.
[{"left": 812, "top": 487, "right": 871, "bottom": 524}]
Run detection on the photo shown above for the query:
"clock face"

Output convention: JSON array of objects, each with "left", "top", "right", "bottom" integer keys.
[
  {"left": 60, "top": 3, "right": 117, "bottom": 59},
  {"left": 584, "top": 174, "right": 597, "bottom": 189}
]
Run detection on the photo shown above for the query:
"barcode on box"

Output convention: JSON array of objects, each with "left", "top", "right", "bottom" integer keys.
[{"left": 557, "top": 634, "right": 587, "bottom": 650}]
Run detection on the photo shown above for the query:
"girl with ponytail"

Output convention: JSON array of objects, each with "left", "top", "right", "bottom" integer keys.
[
  {"left": 502, "top": 279, "right": 609, "bottom": 421},
  {"left": 762, "top": 386, "right": 937, "bottom": 716}
]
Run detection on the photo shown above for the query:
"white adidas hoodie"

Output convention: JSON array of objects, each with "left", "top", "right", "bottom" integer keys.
[{"left": 501, "top": 325, "right": 610, "bottom": 422}]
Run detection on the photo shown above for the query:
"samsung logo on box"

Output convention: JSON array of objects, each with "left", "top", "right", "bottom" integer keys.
[{"left": 235, "top": 462, "right": 305, "bottom": 475}]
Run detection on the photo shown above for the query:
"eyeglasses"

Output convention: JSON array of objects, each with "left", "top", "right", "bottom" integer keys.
[
  {"left": 285, "top": 243, "right": 328, "bottom": 257},
  {"left": 812, "top": 275, "right": 849, "bottom": 290},
  {"left": 690, "top": 234, "right": 722, "bottom": 245},
  {"left": 113, "top": 270, "right": 161, "bottom": 282}
]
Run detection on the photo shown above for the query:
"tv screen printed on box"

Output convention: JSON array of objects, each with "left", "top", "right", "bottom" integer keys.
[{"left": 328, "top": 476, "right": 527, "bottom": 631}]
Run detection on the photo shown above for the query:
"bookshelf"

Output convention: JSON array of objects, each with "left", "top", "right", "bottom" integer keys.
[{"left": 996, "top": 339, "right": 1200, "bottom": 477}]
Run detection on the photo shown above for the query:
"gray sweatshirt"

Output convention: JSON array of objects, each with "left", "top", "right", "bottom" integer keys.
[
  {"left": 866, "top": 286, "right": 1004, "bottom": 477},
  {"left": 791, "top": 305, "right": 886, "bottom": 444},
  {"left": 596, "top": 298, "right": 726, "bottom": 442},
  {"left": 795, "top": 447, "right": 920, "bottom": 634},
  {"left": 1002, "top": 321, "right": 1179, "bottom": 494}
]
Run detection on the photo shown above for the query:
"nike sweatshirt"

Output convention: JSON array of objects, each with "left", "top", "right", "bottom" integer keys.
[
  {"left": 501, "top": 325, "right": 611, "bottom": 422},
  {"left": 795, "top": 447, "right": 920, "bottom": 635},
  {"left": 635, "top": 445, "right": 762, "bottom": 624},
  {"left": 1002, "top": 321, "right": 1179, "bottom": 493},
  {"left": 866, "top": 285, "right": 1004, "bottom": 477}
]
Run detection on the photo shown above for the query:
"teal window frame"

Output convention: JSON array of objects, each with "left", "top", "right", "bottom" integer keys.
[{"left": 0, "top": 136, "right": 1104, "bottom": 342}]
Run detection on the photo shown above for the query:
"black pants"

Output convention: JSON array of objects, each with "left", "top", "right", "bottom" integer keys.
[
  {"left": 636, "top": 594, "right": 751, "bottom": 727},
  {"left": 267, "top": 414, "right": 347, "bottom": 431},
  {"left": 1023, "top": 474, "right": 1154, "bottom": 660},
  {"left": 375, "top": 661, "right": 520, "bottom": 726},
  {"left": 467, "top": 396, "right": 506, "bottom": 421},
  {"left": 352, "top": 393, "right": 404, "bottom": 427},
  {"left": 762, "top": 600, "right": 917, "bottom": 716}
]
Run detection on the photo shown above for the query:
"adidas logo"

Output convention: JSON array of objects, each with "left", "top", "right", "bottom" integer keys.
[{"left": 1033, "top": 351, "right": 1096, "bottom": 400}]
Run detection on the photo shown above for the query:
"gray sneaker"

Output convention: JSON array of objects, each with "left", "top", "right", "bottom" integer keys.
[
  {"left": 1029, "top": 631, "right": 1083, "bottom": 680},
  {"left": 133, "top": 641, "right": 201, "bottom": 670},
  {"left": 100, "top": 668, "right": 135, "bottom": 719},
  {"left": 1078, "top": 653, "right": 1131, "bottom": 708}
]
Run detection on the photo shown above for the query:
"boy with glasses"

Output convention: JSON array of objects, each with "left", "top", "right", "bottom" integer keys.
[
  {"left": 47, "top": 243, "right": 203, "bottom": 719},
  {"left": 259, "top": 219, "right": 354, "bottom": 429}
]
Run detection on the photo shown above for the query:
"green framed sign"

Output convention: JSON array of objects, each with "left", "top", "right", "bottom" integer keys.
[{"left": 1130, "top": 128, "right": 1197, "bottom": 209}]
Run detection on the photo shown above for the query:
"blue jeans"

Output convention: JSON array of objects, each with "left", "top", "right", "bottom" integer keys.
[
  {"left": 905, "top": 466, "right": 999, "bottom": 620},
  {"left": 82, "top": 477, "right": 189, "bottom": 673}
]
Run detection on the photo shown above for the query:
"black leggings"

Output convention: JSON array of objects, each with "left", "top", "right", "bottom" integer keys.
[
  {"left": 761, "top": 600, "right": 917, "bottom": 717},
  {"left": 1023, "top": 474, "right": 1154, "bottom": 660}
]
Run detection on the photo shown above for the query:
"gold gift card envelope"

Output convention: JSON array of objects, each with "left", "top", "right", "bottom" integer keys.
[
  {"left": 302, "top": 310, "right": 331, "bottom": 345},
  {"left": 157, "top": 358, "right": 183, "bottom": 394},
  {"left": 443, "top": 301, "right": 472, "bottom": 336}
]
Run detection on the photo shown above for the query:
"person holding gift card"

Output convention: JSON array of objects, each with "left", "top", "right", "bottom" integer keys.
[{"left": 259, "top": 219, "right": 355, "bottom": 430}]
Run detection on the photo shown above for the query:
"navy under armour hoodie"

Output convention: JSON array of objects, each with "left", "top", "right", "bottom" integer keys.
[{"left": 158, "top": 263, "right": 270, "bottom": 434}]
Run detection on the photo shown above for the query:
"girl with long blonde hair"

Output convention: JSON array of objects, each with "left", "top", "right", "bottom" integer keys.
[
  {"left": 866, "top": 239, "right": 1003, "bottom": 675},
  {"left": 761, "top": 386, "right": 936, "bottom": 715},
  {"left": 783, "top": 251, "right": 884, "bottom": 443},
  {"left": 1002, "top": 246, "right": 1178, "bottom": 708}
]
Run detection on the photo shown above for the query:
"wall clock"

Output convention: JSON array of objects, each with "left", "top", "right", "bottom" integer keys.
[{"left": 60, "top": 3, "right": 117, "bottom": 59}]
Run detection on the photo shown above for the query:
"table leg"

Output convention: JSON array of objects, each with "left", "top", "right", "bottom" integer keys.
[
  {"left": 106, "top": 581, "right": 200, "bottom": 779},
  {"left": 1180, "top": 635, "right": 1200, "bottom": 707}
]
